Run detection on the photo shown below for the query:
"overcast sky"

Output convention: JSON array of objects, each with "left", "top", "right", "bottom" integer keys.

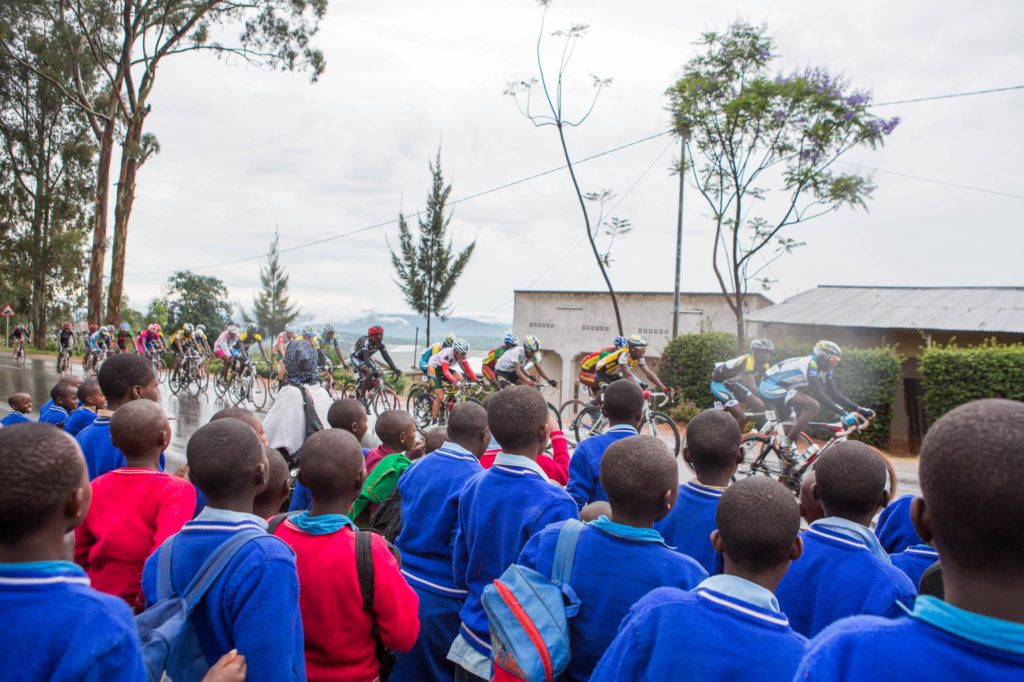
[{"left": 120, "top": 0, "right": 1024, "bottom": 324}]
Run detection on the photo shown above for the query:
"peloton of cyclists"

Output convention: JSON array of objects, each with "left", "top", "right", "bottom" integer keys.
[
  {"left": 427, "top": 338, "right": 478, "bottom": 424},
  {"left": 350, "top": 326, "right": 402, "bottom": 400},
  {"left": 710, "top": 338, "right": 774, "bottom": 431},
  {"left": 418, "top": 334, "right": 457, "bottom": 374},
  {"left": 481, "top": 333, "right": 518, "bottom": 388},
  {"left": 494, "top": 335, "right": 559, "bottom": 388}
]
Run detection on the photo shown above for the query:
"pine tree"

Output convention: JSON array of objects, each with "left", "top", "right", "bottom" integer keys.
[
  {"left": 250, "top": 229, "right": 299, "bottom": 334},
  {"left": 390, "top": 149, "right": 475, "bottom": 345}
]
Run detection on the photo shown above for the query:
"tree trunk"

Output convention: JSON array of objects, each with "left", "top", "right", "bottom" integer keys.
[
  {"left": 30, "top": 173, "right": 46, "bottom": 350},
  {"left": 87, "top": 116, "right": 116, "bottom": 325},
  {"left": 735, "top": 311, "right": 746, "bottom": 354},
  {"left": 106, "top": 109, "right": 148, "bottom": 323}
]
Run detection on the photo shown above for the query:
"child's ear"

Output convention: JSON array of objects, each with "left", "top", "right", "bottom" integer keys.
[
  {"left": 159, "top": 422, "right": 172, "bottom": 449},
  {"left": 877, "top": 488, "right": 891, "bottom": 512},
  {"left": 354, "top": 469, "right": 367, "bottom": 493},
  {"left": 811, "top": 481, "right": 821, "bottom": 502},
  {"left": 65, "top": 483, "right": 91, "bottom": 532},
  {"left": 910, "top": 496, "right": 933, "bottom": 544},
  {"left": 253, "top": 460, "right": 268, "bottom": 496},
  {"left": 710, "top": 529, "right": 725, "bottom": 554},
  {"left": 789, "top": 534, "right": 803, "bottom": 561}
]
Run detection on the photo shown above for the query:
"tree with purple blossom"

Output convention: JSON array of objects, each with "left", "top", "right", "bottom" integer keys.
[{"left": 666, "top": 20, "right": 899, "bottom": 347}]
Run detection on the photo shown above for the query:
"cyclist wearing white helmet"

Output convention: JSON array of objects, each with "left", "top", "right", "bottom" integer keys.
[
  {"left": 594, "top": 334, "right": 670, "bottom": 396},
  {"left": 168, "top": 323, "right": 198, "bottom": 373},
  {"left": 758, "top": 340, "right": 875, "bottom": 463},
  {"left": 313, "top": 322, "right": 348, "bottom": 371},
  {"left": 274, "top": 323, "right": 299, "bottom": 381},
  {"left": 710, "top": 338, "right": 775, "bottom": 431},
  {"left": 577, "top": 336, "right": 629, "bottom": 397},
  {"left": 418, "top": 333, "right": 458, "bottom": 374},
  {"left": 481, "top": 333, "right": 519, "bottom": 388},
  {"left": 494, "top": 335, "right": 559, "bottom": 388},
  {"left": 427, "top": 337, "right": 478, "bottom": 422},
  {"left": 192, "top": 324, "right": 212, "bottom": 357}
]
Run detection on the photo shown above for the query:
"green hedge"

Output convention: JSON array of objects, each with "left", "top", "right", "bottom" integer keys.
[
  {"left": 920, "top": 340, "right": 1024, "bottom": 428},
  {"left": 660, "top": 332, "right": 738, "bottom": 408}
]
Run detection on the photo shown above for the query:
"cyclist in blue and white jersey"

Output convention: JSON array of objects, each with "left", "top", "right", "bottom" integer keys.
[
  {"left": 758, "top": 340, "right": 875, "bottom": 462},
  {"left": 710, "top": 338, "right": 774, "bottom": 431}
]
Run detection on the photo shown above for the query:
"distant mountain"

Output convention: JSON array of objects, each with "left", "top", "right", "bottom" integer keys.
[{"left": 328, "top": 313, "right": 510, "bottom": 344}]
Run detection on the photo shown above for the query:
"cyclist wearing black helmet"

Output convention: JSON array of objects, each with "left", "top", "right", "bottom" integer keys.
[
  {"left": 593, "top": 334, "right": 670, "bottom": 396},
  {"left": 711, "top": 338, "right": 774, "bottom": 431},
  {"left": 235, "top": 322, "right": 270, "bottom": 370}
]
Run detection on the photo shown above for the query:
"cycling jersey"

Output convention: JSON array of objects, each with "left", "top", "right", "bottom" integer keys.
[
  {"left": 114, "top": 331, "right": 132, "bottom": 350},
  {"left": 88, "top": 331, "right": 109, "bottom": 350},
  {"left": 580, "top": 347, "right": 615, "bottom": 372},
  {"left": 237, "top": 331, "right": 263, "bottom": 347},
  {"left": 711, "top": 353, "right": 767, "bottom": 384},
  {"left": 494, "top": 346, "right": 540, "bottom": 373},
  {"left": 427, "top": 347, "right": 479, "bottom": 384},
  {"left": 595, "top": 347, "right": 645, "bottom": 375},
  {"left": 10, "top": 327, "right": 28, "bottom": 341},
  {"left": 314, "top": 333, "right": 336, "bottom": 349},
  {"left": 418, "top": 343, "right": 444, "bottom": 372},
  {"left": 274, "top": 332, "right": 293, "bottom": 352},
  {"left": 759, "top": 355, "right": 858, "bottom": 415},
  {"left": 136, "top": 329, "right": 163, "bottom": 353},
  {"left": 214, "top": 331, "right": 238, "bottom": 357},
  {"left": 300, "top": 335, "right": 320, "bottom": 350},
  {"left": 168, "top": 330, "right": 196, "bottom": 351},
  {"left": 58, "top": 330, "right": 75, "bottom": 348},
  {"left": 482, "top": 345, "right": 512, "bottom": 368},
  {"left": 351, "top": 336, "right": 400, "bottom": 373}
]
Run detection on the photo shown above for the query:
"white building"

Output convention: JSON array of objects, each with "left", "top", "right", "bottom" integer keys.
[{"left": 511, "top": 290, "right": 773, "bottom": 403}]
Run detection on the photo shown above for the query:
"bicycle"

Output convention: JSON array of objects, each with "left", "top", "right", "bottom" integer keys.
[
  {"left": 738, "top": 413, "right": 898, "bottom": 497},
  {"left": 409, "top": 380, "right": 486, "bottom": 431},
  {"left": 82, "top": 347, "right": 106, "bottom": 377},
  {"left": 229, "top": 361, "right": 269, "bottom": 410},
  {"left": 355, "top": 369, "right": 401, "bottom": 416},
  {"left": 572, "top": 390, "right": 681, "bottom": 458},
  {"left": 144, "top": 347, "right": 167, "bottom": 383},
  {"left": 168, "top": 351, "right": 206, "bottom": 397},
  {"left": 57, "top": 344, "right": 76, "bottom": 375},
  {"left": 12, "top": 339, "right": 27, "bottom": 367}
]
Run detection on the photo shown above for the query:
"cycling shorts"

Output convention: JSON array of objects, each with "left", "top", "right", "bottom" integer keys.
[
  {"left": 481, "top": 364, "right": 497, "bottom": 382},
  {"left": 427, "top": 365, "right": 461, "bottom": 391},
  {"left": 593, "top": 368, "right": 619, "bottom": 389},
  {"left": 710, "top": 381, "right": 751, "bottom": 408},
  {"left": 495, "top": 368, "right": 519, "bottom": 386},
  {"left": 759, "top": 381, "right": 797, "bottom": 402}
]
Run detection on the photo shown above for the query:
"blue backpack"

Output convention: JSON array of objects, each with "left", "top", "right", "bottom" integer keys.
[
  {"left": 135, "top": 529, "right": 265, "bottom": 682},
  {"left": 482, "top": 520, "right": 585, "bottom": 682}
]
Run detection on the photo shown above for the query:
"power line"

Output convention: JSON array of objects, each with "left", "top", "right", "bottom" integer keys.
[
  {"left": 873, "top": 84, "right": 1024, "bottom": 107},
  {"left": 842, "top": 162, "right": 1024, "bottom": 200}
]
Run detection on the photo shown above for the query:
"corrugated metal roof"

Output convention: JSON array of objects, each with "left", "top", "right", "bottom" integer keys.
[{"left": 746, "top": 286, "right": 1024, "bottom": 333}]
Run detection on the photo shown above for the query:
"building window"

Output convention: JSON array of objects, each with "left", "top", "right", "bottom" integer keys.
[
  {"left": 638, "top": 327, "right": 669, "bottom": 335},
  {"left": 581, "top": 324, "right": 610, "bottom": 332},
  {"left": 529, "top": 322, "right": 554, "bottom": 328}
]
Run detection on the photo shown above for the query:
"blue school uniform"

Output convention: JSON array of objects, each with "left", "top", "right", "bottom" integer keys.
[
  {"left": 891, "top": 544, "right": 939, "bottom": 590},
  {"left": 289, "top": 447, "right": 371, "bottom": 511},
  {"left": 565, "top": 425, "right": 637, "bottom": 509},
  {"left": 518, "top": 517, "right": 708, "bottom": 681},
  {"left": 38, "top": 404, "right": 70, "bottom": 427},
  {"left": 775, "top": 517, "right": 917, "bottom": 637},
  {"left": 0, "top": 560, "right": 144, "bottom": 682},
  {"left": 797, "top": 596, "right": 1024, "bottom": 680},
  {"left": 591, "top": 579, "right": 807, "bottom": 682},
  {"left": 142, "top": 507, "right": 305, "bottom": 681},
  {"left": 875, "top": 494, "right": 924, "bottom": 553},
  {"left": 76, "top": 417, "right": 164, "bottom": 479},
  {"left": 0, "top": 411, "right": 31, "bottom": 426},
  {"left": 63, "top": 407, "right": 97, "bottom": 437},
  {"left": 391, "top": 443, "right": 484, "bottom": 682},
  {"left": 450, "top": 454, "right": 578, "bottom": 676},
  {"left": 653, "top": 479, "right": 726, "bottom": 573}
]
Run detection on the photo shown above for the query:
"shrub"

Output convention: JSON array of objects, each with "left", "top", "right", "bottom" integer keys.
[
  {"left": 920, "top": 339, "right": 1024, "bottom": 428},
  {"left": 669, "top": 401, "right": 702, "bottom": 424},
  {"left": 660, "top": 332, "right": 738, "bottom": 407}
]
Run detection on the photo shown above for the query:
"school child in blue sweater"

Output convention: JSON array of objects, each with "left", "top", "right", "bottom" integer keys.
[
  {"left": 518, "top": 434, "right": 708, "bottom": 681},
  {"left": 391, "top": 403, "right": 490, "bottom": 682},
  {"left": 875, "top": 493, "right": 925, "bottom": 553},
  {"left": 142, "top": 418, "right": 306, "bottom": 681},
  {"left": 775, "top": 441, "right": 916, "bottom": 637},
  {"left": 38, "top": 382, "right": 79, "bottom": 427},
  {"left": 76, "top": 353, "right": 164, "bottom": 479},
  {"left": 654, "top": 408, "right": 743, "bottom": 573},
  {"left": 591, "top": 476, "right": 807, "bottom": 682},
  {"left": 565, "top": 379, "right": 643, "bottom": 509},
  {"left": 797, "top": 398, "right": 1024, "bottom": 680},
  {"left": 290, "top": 398, "right": 371, "bottom": 512},
  {"left": 891, "top": 543, "right": 939, "bottom": 590},
  {"left": 63, "top": 378, "right": 105, "bottom": 437},
  {"left": 449, "top": 386, "right": 579, "bottom": 681},
  {"left": 1, "top": 392, "right": 32, "bottom": 426}
]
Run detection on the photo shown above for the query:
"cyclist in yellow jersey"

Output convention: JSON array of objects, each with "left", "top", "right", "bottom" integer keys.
[
  {"left": 710, "top": 338, "right": 774, "bottom": 431},
  {"left": 593, "top": 335, "right": 671, "bottom": 397},
  {"left": 236, "top": 322, "right": 270, "bottom": 369},
  {"left": 578, "top": 336, "right": 627, "bottom": 396},
  {"left": 313, "top": 323, "right": 348, "bottom": 371},
  {"left": 169, "top": 323, "right": 198, "bottom": 373}
]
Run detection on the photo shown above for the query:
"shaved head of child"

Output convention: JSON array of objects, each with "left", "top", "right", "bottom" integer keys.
[
  {"left": 110, "top": 400, "right": 171, "bottom": 468},
  {"left": 8, "top": 393, "right": 31, "bottom": 414},
  {"left": 210, "top": 407, "right": 266, "bottom": 445},
  {"left": 487, "top": 385, "right": 549, "bottom": 455},
  {"left": 423, "top": 426, "right": 449, "bottom": 455},
  {"left": 327, "top": 399, "right": 369, "bottom": 442},
  {"left": 97, "top": 353, "right": 159, "bottom": 409},
  {"left": 77, "top": 379, "right": 105, "bottom": 409},
  {"left": 50, "top": 382, "right": 80, "bottom": 412},
  {"left": 602, "top": 380, "right": 645, "bottom": 425},
  {"left": 58, "top": 375, "right": 83, "bottom": 389},
  {"left": 0, "top": 424, "right": 90, "bottom": 552},
  {"left": 298, "top": 429, "right": 366, "bottom": 514},
  {"left": 187, "top": 419, "right": 267, "bottom": 508},
  {"left": 254, "top": 446, "right": 292, "bottom": 518},
  {"left": 447, "top": 401, "right": 490, "bottom": 457},
  {"left": 601, "top": 435, "right": 679, "bottom": 525},
  {"left": 374, "top": 410, "right": 417, "bottom": 453},
  {"left": 813, "top": 441, "right": 889, "bottom": 523},
  {"left": 683, "top": 409, "right": 743, "bottom": 485}
]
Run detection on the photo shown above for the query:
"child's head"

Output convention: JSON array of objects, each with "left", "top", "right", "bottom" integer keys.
[
  {"left": 374, "top": 409, "right": 416, "bottom": 452},
  {"left": 77, "top": 379, "right": 105, "bottom": 409},
  {"left": 602, "top": 380, "right": 644, "bottom": 427},
  {"left": 0, "top": 424, "right": 90, "bottom": 550},
  {"left": 813, "top": 441, "right": 889, "bottom": 523},
  {"left": 916, "top": 398, "right": 1024, "bottom": 581},
  {"left": 50, "top": 382, "right": 80, "bottom": 412},
  {"left": 327, "top": 398, "right": 369, "bottom": 442},
  {"left": 210, "top": 407, "right": 266, "bottom": 445},
  {"left": 423, "top": 426, "right": 449, "bottom": 455},
  {"left": 487, "top": 385, "right": 549, "bottom": 455},
  {"left": 97, "top": 353, "right": 159, "bottom": 408},
  {"left": 683, "top": 409, "right": 742, "bottom": 481},
  {"left": 186, "top": 419, "right": 267, "bottom": 508},
  {"left": 8, "top": 392, "right": 31, "bottom": 414},
  {"left": 798, "top": 469, "right": 826, "bottom": 524},
  {"left": 447, "top": 401, "right": 491, "bottom": 457},
  {"left": 713, "top": 477, "right": 801, "bottom": 584},
  {"left": 110, "top": 400, "right": 171, "bottom": 465},
  {"left": 580, "top": 501, "right": 613, "bottom": 523},
  {"left": 600, "top": 435, "right": 679, "bottom": 524},
  {"left": 59, "top": 375, "right": 83, "bottom": 389},
  {"left": 253, "top": 446, "right": 291, "bottom": 518},
  {"left": 298, "top": 429, "right": 365, "bottom": 507}
]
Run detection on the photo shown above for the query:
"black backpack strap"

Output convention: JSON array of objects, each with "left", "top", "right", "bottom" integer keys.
[
  {"left": 300, "top": 386, "right": 325, "bottom": 441},
  {"left": 356, "top": 530, "right": 375, "bottom": 611},
  {"left": 267, "top": 511, "right": 300, "bottom": 534}
]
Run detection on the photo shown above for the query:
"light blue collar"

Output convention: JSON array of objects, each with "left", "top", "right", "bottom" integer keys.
[
  {"left": 912, "top": 595, "right": 1024, "bottom": 655},
  {"left": 439, "top": 441, "right": 475, "bottom": 458},
  {"left": 488, "top": 435, "right": 501, "bottom": 450},
  {"left": 590, "top": 515, "right": 672, "bottom": 548},
  {"left": 493, "top": 452, "right": 549, "bottom": 482},
  {"left": 291, "top": 511, "right": 358, "bottom": 535},
  {"left": 195, "top": 506, "right": 269, "bottom": 529},
  {"left": 607, "top": 424, "right": 639, "bottom": 435},
  {"left": 811, "top": 516, "right": 890, "bottom": 562},
  {"left": 0, "top": 560, "right": 84, "bottom": 577},
  {"left": 696, "top": 574, "right": 781, "bottom": 613}
]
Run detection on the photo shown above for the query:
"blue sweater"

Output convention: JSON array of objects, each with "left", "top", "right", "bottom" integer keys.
[
  {"left": 63, "top": 407, "right": 98, "bottom": 437},
  {"left": 891, "top": 544, "right": 939, "bottom": 590},
  {"left": 518, "top": 519, "right": 707, "bottom": 681},
  {"left": 1, "top": 411, "right": 31, "bottom": 427},
  {"left": 653, "top": 479, "right": 724, "bottom": 574},
  {"left": 290, "top": 447, "right": 371, "bottom": 511},
  {"left": 38, "top": 404, "right": 70, "bottom": 427},
  {"left": 565, "top": 426, "right": 637, "bottom": 509},
  {"left": 142, "top": 509, "right": 305, "bottom": 681},
  {"left": 453, "top": 457, "right": 578, "bottom": 655},
  {"left": 775, "top": 526, "right": 917, "bottom": 637},
  {"left": 591, "top": 586, "right": 807, "bottom": 682},
  {"left": 76, "top": 417, "right": 164, "bottom": 480},
  {"left": 0, "top": 560, "right": 144, "bottom": 682},
  {"left": 875, "top": 494, "right": 924, "bottom": 554},
  {"left": 396, "top": 444, "right": 483, "bottom": 597}
]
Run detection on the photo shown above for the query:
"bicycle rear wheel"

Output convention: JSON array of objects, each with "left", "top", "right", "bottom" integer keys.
[
  {"left": 411, "top": 391, "right": 435, "bottom": 431},
  {"left": 643, "top": 411, "right": 681, "bottom": 459},
  {"left": 573, "top": 406, "right": 606, "bottom": 444},
  {"left": 738, "top": 433, "right": 808, "bottom": 492}
]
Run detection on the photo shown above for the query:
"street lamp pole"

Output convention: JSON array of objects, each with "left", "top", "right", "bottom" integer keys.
[{"left": 672, "top": 137, "right": 687, "bottom": 338}]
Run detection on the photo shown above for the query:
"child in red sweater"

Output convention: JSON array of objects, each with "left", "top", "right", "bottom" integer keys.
[
  {"left": 273, "top": 428, "right": 420, "bottom": 681},
  {"left": 479, "top": 414, "right": 571, "bottom": 485},
  {"left": 74, "top": 400, "right": 195, "bottom": 611}
]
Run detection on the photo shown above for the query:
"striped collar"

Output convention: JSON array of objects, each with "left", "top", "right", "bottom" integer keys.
[
  {"left": 0, "top": 561, "right": 90, "bottom": 587},
  {"left": 437, "top": 441, "right": 478, "bottom": 461},
  {"left": 190, "top": 506, "right": 268, "bottom": 531},
  {"left": 696, "top": 574, "right": 781, "bottom": 614},
  {"left": 695, "top": 579, "right": 790, "bottom": 626},
  {"left": 903, "top": 544, "right": 939, "bottom": 557},
  {"left": 493, "top": 452, "right": 549, "bottom": 481},
  {"left": 685, "top": 478, "right": 727, "bottom": 496},
  {"left": 607, "top": 424, "right": 639, "bottom": 435},
  {"left": 810, "top": 517, "right": 890, "bottom": 562}
]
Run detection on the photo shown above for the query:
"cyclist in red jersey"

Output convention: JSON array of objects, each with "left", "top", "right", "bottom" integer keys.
[
  {"left": 481, "top": 333, "right": 518, "bottom": 388},
  {"left": 427, "top": 338, "right": 478, "bottom": 423}
]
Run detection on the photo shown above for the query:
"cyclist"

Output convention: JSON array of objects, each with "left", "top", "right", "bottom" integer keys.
[
  {"left": 214, "top": 325, "right": 241, "bottom": 378},
  {"left": 168, "top": 323, "right": 198, "bottom": 374},
  {"left": 86, "top": 326, "right": 111, "bottom": 373},
  {"left": 593, "top": 334, "right": 670, "bottom": 397},
  {"left": 9, "top": 324, "right": 30, "bottom": 358},
  {"left": 710, "top": 337, "right": 774, "bottom": 431},
  {"left": 577, "top": 335, "right": 627, "bottom": 397},
  {"left": 494, "top": 335, "right": 559, "bottom": 388},
  {"left": 418, "top": 333, "right": 457, "bottom": 374},
  {"left": 481, "top": 333, "right": 518, "bottom": 387},
  {"left": 236, "top": 322, "right": 270, "bottom": 370},
  {"left": 427, "top": 338, "right": 478, "bottom": 423},
  {"left": 350, "top": 325, "right": 402, "bottom": 400},
  {"left": 83, "top": 324, "right": 99, "bottom": 369},
  {"left": 274, "top": 323, "right": 297, "bottom": 381},
  {"left": 113, "top": 322, "right": 135, "bottom": 354},
  {"left": 193, "top": 324, "right": 213, "bottom": 357},
  {"left": 757, "top": 340, "right": 875, "bottom": 463},
  {"left": 56, "top": 322, "right": 78, "bottom": 370},
  {"left": 314, "top": 323, "right": 349, "bottom": 371},
  {"left": 136, "top": 323, "right": 165, "bottom": 356}
]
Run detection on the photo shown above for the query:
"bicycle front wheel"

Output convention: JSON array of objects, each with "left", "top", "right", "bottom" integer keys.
[
  {"left": 406, "top": 386, "right": 429, "bottom": 413},
  {"left": 573, "top": 406, "right": 606, "bottom": 444},
  {"left": 547, "top": 402, "right": 562, "bottom": 431},
  {"left": 411, "top": 391, "right": 435, "bottom": 431},
  {"left": 643, "top": 411, "right": 681, "bottom": 459},
  {"left": 249, "top": 375, "right": 268, "bottom": 411},
  {"left": 372, "top": 386, "right": 400, "bottom": 416}
]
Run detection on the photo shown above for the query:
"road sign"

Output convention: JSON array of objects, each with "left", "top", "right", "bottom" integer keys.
[{"left": 0, "top": 304, "right": 13, "bottom": 316}]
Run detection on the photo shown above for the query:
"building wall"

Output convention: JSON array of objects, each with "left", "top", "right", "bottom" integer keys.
[{"left": 513, "top": 290, "right": 773, "bottom": 404}]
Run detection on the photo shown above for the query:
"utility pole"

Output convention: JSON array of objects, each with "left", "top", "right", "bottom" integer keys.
[{"left": 672, "top": 137, "right": 687, "bottom": 337}]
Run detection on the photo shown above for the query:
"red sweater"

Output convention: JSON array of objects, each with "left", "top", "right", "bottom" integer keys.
[
  {"left": 273, "top": 519, "right": 420, "bottom": 681},
  {"left": 364, "top": 444, "right": 397, "bottom": 476},
  {"left": 479, "top": 430, "right": 571, "bottom": 485},
  {"left": 74, "top": 468, "right": 196, "bottom": 610}
]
